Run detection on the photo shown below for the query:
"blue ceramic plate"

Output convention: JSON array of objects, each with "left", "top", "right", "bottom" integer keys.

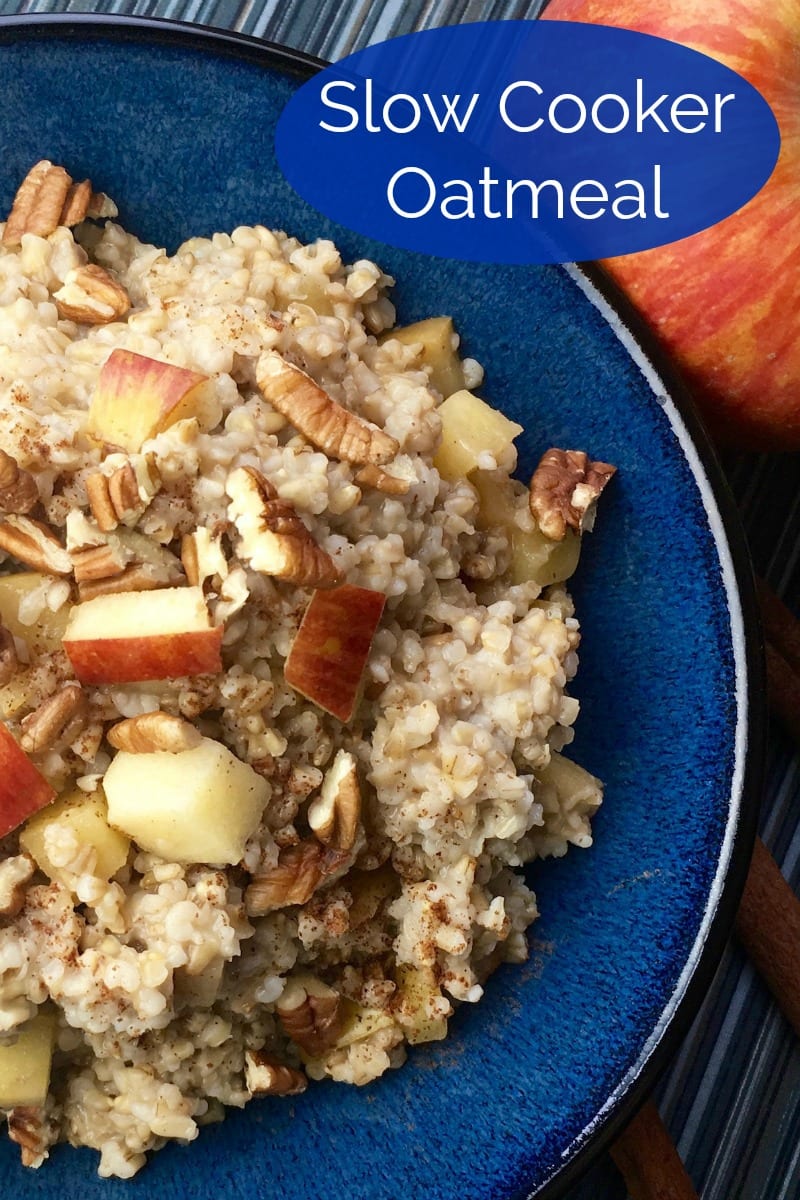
[{"left": 0, "top": 16, "right": 763, "bottom": 1200}]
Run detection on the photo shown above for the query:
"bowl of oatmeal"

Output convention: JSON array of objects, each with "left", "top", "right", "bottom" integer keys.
[{"left": 0, "top": 15, "right": 762, "bottom": 1200}]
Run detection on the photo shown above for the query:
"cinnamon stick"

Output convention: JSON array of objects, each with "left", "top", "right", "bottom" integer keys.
[
  {"left": 735, "top": 836, "right": 800, "bottom": 1038},
  {"left": 610, "top": 1100, "right": 698, "bottom": 1199}
]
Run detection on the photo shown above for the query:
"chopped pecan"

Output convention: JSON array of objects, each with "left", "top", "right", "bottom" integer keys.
[
  {"left": 226, "top": 466, "right": 340, "bottom": 589},
  {"left": 0, "top": 449, "right": 38, "bottom": 515},
  {"left": 244, "top": 1050, "right": 307, "bottom": 1097},
  {"left": 0, "top": 624, "right": 18, "bottom": 687},
  {"left": 256, "top": 350, "right": 398, "bottom": 466},
  {"left": 181, "top": 527, "right": 229, "bottom": 589},
  {"left": 529, "top": 448, "right": 616, "bottom": 541},
  {"left": 0, "top": 516, "right": 72, "bottom": 575},
  {"left": 76, "top": 562, "right": 171, "bottom": 601},
  {"left": 276, "top": 975, "right": 345, "bottom": 1058},
  {"left": 71, "top": 542, "right": 130, "bottom": 584},
  {"left": 0, "top": 853, "right": 35, "bottom": 917},
  {"left": 2, "top": 160, "right": 71, "bottom": 246},
  {"left": 86, "top": 458, "right": 159, "bottom": 533},
  {"left": 307, "top": 749, "right": 361, "bottom": 851},
  {"left": 245, "top": 840, "right": 326, "bottom": 915},
  {"left": 59, "top": 179, "right": 93, "bottom": 227},
  {"left": 107, "top": 711, "right": 203, "bottom": 754},
  {"left": 20, "top": 682, "right": 87, "bottom": 754},
  {"left": 7, "top": 1105, "right": 53, "bottom": 1168},
  {"left": 354, "top": 463, "right": 411, "bottom": 496},
  {"left": 54, "top": 263, "right": 130, "bottom": 326}
]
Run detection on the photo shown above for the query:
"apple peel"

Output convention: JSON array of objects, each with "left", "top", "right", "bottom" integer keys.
[{"left": 0, "top": 722, "right": 56, "bottom": 838}]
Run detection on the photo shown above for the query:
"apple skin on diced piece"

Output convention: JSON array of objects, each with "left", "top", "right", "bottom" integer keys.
[
  {"left": 0, "top": 1011, "right": 57, "bottom": 1108},
  {"left": 62, "top": 586, "right": 222, "bottom": 685},
  {"left": 19, "top": 785, "right": 130, "bottom": 887},
  {"left": 87, "top": 349, "right": 217, "bottom": 453},
  {"left": 284, "top": 584, "right": 386, "bottom": 723},
  {"left": 0, "top": 722, "right": 56, "bottom": 838},
  {"left": 103, "top": 736, "right": 269, "bottom": 866}
]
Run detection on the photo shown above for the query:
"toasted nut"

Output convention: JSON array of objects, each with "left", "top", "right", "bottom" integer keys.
[
  {"left": 529, "top": 448, "right": 617, "bottom": 541},
  {"left": 0, "top": 624, "right": 18, "bottom": 687},
  {"left": 308, "top": 749, "right": 361, "bottom": 851},
  {"left": 85, "top": 472, "right": 118, "bottom": 532},
  {"left": 87, "top": 192, "right": 118, "bottom": 219},
  {"left": 20, "top": 682, "right": 87, "bottom": 754},
  {"left": 86, "top": 460, "right": 156, "bottom": 532},
  {"left": 59, "top": 179, "right": 93, "bottom": 227},
  {"left": 71, "top": 541, "right": 131, "bottom": 583},
  {"left": 354, "top": 463, "right": 411, "bottom": 496},
  {"left": 54, "top": 263, "right": 130, "bottom": 325},
  {"left": 0, "top": 449, "right": 39, "bottom": 516},
  {"left": 76, "top": 562, "right": 172, "bottom": 601},
  {"left": 181, "top": 527, "right": 229, "bottom": 589},
  {"left": 256, "top": 350, "right": 398, "bottom": 466},
  {"left": 107, "top": 711, "right": 203, "bottom": 755},
  {"left": 276, "top": 975, "right": 345, "bottom": 1057},
  {"left": 2, "top": 160, "right": 71, "bottom": 246},
  {"left": 245, "top": 841, "right": 326, "bottom": 915},
  {"left": 0, "top": 853, "right": 35, "bottom": 918},
  {"left": 106, "top": 461, "right": 141, "bottom": 523},
  {"left": 7, "top": 1105, "right": 50, "bottom": 1168},
  {"left": 0, "top": 516, "right": 72, "bottom": 575},
  {"left": 244, "top": 1051, "right": 307, "bottom": 1097},
  {"left": 226, "top": 466, "right": 340, "bottom": 589}
]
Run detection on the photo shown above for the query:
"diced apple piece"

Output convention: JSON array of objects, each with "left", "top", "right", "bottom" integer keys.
[
  {"left": 382, "top": 317, "right": 465, "bottom": 399},
  {"left": 0, "top": 572, "right": 71, "bottom": 655},
  {"left": 0, "top": 666, "right": 47, "bottom": 722},
  {"left": 472, "top": 470, "right": 582, "bottom": 587},
  {"left": 19, "top": 785, "right": 129, "bottom": 887},
  {"left": 394, "top": 964, "right": 449, "bottom": 1045},
  {"left": 0, "top": 722, "right": 56, "bottom": 838},
  {"left": 334, "top": 1001, "right": 397, "bottom": 1049},
  {"left": 87, "top": 349, "right": 218, "bottom": 453},
  {"left": 434, "top": 390, "right": 523, "bottom": 482},
  {"left": 103, "top": 735, "right": 268, "bottom": 865},
  {"left": 0, "top": 1011, "right": 57, "bottom": 1108},
  {"left": 62, "top": 586, "right": 222, "bottom": 684},
  {"left": 284, "top": 584, "right": 386, "bottom": 723}
]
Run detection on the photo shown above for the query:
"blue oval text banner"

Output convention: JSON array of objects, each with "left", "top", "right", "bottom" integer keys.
[{"left": 275, "top": 20, "right": 780, "bottom": 264}]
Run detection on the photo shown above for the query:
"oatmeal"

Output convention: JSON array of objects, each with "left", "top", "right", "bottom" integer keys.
[{"left": 0, "top": 161, "right": 613, "bottom": 1177}]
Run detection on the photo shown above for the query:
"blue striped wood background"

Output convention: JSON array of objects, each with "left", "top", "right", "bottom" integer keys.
[{"left": 0, "top": 2, "right": 798, "bottom": 1197}]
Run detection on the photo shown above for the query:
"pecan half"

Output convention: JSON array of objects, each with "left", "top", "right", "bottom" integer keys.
[
  {"left": 2, "top": 160, "right": 71, "bottom": 246},
  {"left": 0, "top": 625, "right": 18, "bottom": 687},
  {"left": 59, "top": 179, "right": 93, "bottom": 228},
  {"left": 54, "top": 264, "right": 130, "bottom": 325},
  {"left": 244, "top": 1050, "right": 307, "bottom": 1097},
  {"left": 86, "top": 458, "right": 158, "bottom": 532},
  {"left": 0, "top": 853, "right": 35, "bottom": 918},
  {"left": 71, "top": 542, "right": 131, "bottom": 584},
  {"left": 107, "top": 711, "right": 203, "bottom": 754},
  {"left": 226, "top": 466, "right": 340, "bottom": 589},
  {"left": 307, "top": 749, "right": 361, "bottom": 851},
  {"left": 276, "top": 975, "right": 345, "bottom": 1058},
  {"left": 354, "top": 463, "right": 411, "bottom": 496},
  {"left": 529, "top": 448, "right": 616, "bottom": 541},
  {"left": 0, "top": 516, "right": 72, "bottom": 575},
  {"left": 256, "top": 350, "right": 398, "bottom": 466},
  {"left": 20, "top": 683, "right": 87, "bottom": 754},
  {"left": 0, "top": 450, "right": 38, "bottom": 515}
]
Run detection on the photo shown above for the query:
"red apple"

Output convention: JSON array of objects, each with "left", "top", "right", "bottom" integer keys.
[
  {"left": 284, "top": 583, "right": 386, "bottom": 722},
  {"left": 543, "top": 0, "right": 800, "bottom": 449},
  {"left": 87, "top": 349, "right": 217, "bottom": 452},
  {"left": 0, "top": 721, "right": 56, "bottom": 837},
  {"left": 63, "top": 586, "right": 223, "bottom": 684}
]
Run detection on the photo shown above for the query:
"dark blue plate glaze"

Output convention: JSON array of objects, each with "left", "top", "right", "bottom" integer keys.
[{"left": 0, "top": 16, "right": 763, "bottom": 1200}]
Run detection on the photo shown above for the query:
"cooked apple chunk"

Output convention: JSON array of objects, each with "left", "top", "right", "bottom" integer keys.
[
  {"left": 0, "top": 572, "right": 71, "bottom": 655},
  {"left": 87, "top": 349, "right": 219, "bottom": 453},
  {"left": 284, "top": 584, "right": 386, "bottom": 723},
  {"left": 0, "top": 722, "right": 56, "bottom": 838},
  {"left": 62, "top": 586, "right": 223, "bottom": 684},
  {"left": 381, "top": 316, "right": 465, "bottom": 400},
  {"left": 19, "top": 785, "right": 130, "bottom": 887},
  {"left": 434, "top": 390, "right": 523, "bottom": 481},
  {"left": 103, "top": 736, "right": 269, "bottom": 865},
  {"left": 0, "top": 1011, "right": 57, "bottom": 1108},
  {"left": 472, "top": 470, "right": 581, "bottom": 587}
]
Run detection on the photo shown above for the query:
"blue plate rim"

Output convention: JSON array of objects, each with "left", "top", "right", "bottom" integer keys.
[{"left": 0, "top": 12, "right": 766, "bottom": 1199}]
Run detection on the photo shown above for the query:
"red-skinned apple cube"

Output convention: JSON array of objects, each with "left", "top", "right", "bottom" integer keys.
[
  {"left": 0, "top": 722, "right": 56, "bottom": 837},
  {"left": 62, "top": 586, "right": 223, "bottom": 685},
  {"left": 87, "top": 349, "right": 216, "bottom": 453},
  {"left": 284, "top": 584, "right": 386, "bottom": 722}
]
